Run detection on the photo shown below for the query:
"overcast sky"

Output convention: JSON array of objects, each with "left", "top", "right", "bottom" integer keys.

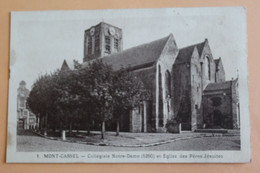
[{"left": 10, "top": 7, "right": 247, "bottom": 90}]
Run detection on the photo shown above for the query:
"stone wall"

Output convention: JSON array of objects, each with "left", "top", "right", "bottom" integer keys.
[
  {"left": 122, "top": 34, "right": 179, "bottom": 133},
  {"left": 231, "top": 79, "right": 240, "bottom": 128},
  {"left": 130, "top": 107, "right": 143, "bottom": 132},
  {"left": 190, "top": 48, "right": 203, "bottom": 130},
  {"left": 199, "top": 40, "right": 217, "bottom": 90},
  {"left": 172, "top": 62, "right": 191, "bottom": 130},
  {"left": 133, "top": 66, "right": 156, "bottom": 132},
  {"left": 129, "top": 101, "right": 149, "bottom": 132},
  {"left": 171, "top": 40, "right": 222, "bottom": 131},
  {"left": 156, "top": 35, "right": 178, "bottom": 131}
]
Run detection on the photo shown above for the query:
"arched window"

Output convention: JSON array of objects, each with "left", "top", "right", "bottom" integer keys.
[
  {"left": 165, "top": 70, "right": 171, "bottom": 97},
  {"left": 158, "top": 65, "right": 163, "bottom": 127},
  {"left": 205, "top": 56, "right": 211, "bottom": 80}
]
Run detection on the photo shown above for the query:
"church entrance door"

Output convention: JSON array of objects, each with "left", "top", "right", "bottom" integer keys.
[{"left": 213, "top": 110, "right": 222, "bottom": 128}]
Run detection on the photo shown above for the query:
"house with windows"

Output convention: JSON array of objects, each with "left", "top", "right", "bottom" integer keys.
[
  {"left": 62, "top": 22, "right": 240, "bottom": 132},
  {"left": 17, "top": 80, "right": 38, "bottom": 130}
]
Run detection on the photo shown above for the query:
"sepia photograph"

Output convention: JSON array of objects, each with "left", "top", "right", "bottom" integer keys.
[{"left": 7, "top": 7, "right": 250, "bottom": 163}]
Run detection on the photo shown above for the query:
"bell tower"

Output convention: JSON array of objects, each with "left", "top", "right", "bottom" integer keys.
[{"left": 83, "top": 22, "right": 123, "bottom": 62}]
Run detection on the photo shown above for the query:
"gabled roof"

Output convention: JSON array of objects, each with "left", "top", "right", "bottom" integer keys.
[
  {"left": 174, "top": 40, "right": 206, "bottom": 64},
  {"left": 82, "top": 34, "right": 173, "bottom": 71},
  {"left": 61, "top": 60, "right": 75, "bottom": 71},
  {"left": 204, "top": 81, "right": 232, "bottom": 91}
]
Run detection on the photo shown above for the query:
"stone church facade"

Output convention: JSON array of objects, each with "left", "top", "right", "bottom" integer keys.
[{"left": 62, "top": 22, "right": 240, "bottom": 132}]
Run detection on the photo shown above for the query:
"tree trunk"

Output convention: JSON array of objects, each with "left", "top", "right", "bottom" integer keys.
[
  {"left": 116, "top": 119, "right": 120, "bottom": 136},
  {"left": 59, "top": 121, "right": 63, "bottom": 133},
  {"left": 86, "top": 116, "right": 90, "bottom": 135},
  {"left": 45, "top": 113, "right": 48, "bottom": 129},
  {"left": 36, "top": 115, "right": 39, "bottom": 131},
  {"left": 44, "top": 114, "right": 48, "bottom": 136},
  {"left": 69, "top": 120, "right": 72, "bottom": 137},
  {"left": 87, "top": 122, "right": 90, "bottom": 135},
  {"left": 101, "top": 121, "right": 105, "bottom": 139},
  {"left": 39, "top": 116, "right": 42, "bottom": 131},
  {"left": 92, "top": 120, "right": 95, "bottom": 131}
]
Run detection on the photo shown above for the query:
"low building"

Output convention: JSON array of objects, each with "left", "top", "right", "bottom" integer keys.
[{"left": 202, "top": 79, "right": 240, "bottom": 129}]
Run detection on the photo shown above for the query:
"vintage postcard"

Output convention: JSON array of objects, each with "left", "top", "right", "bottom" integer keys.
[{"left": 7, "top": 7, "right": 250, "bottom": 163}]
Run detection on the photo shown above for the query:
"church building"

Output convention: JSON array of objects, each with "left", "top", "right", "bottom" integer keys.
[{"left": 62, "top": 22, "right": 240, "bottom": 132}]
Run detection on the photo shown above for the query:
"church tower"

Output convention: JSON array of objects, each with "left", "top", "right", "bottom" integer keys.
[{"left": 83, "top": 22, "right": 123, "bottom": 62}]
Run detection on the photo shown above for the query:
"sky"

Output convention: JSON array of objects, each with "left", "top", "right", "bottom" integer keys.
[{"left": 9, "top": 7, "right": 247, "bottom": 90}]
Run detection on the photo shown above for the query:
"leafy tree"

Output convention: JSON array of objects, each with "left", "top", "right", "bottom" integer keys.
[
  {"left": 53, "top": 69, "right": 75, "bottom": 135},
  {"left": 112, "top": 68, "right": 151, "bottom": 135},
  {"left": 27, "top": 59, "right": 151, "bottom": 140},
  {"left": 27, "top": 73, "right": 58, "bottom": 134},
  {"left": 72, "top": 61, "right": 95, "bottom": 135},
  {"left": 86, "top": 60, "right": 114, "bottom": 139}
]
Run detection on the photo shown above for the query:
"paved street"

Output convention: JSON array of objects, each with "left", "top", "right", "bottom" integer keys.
[{"left": 17, "top": 131, "right": 240, "bottom": 151}]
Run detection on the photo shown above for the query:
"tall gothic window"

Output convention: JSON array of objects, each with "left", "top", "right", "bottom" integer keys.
[
  {"left": 165, "top": 70, "right": 171, "bottom": 97},
  {"left": 205, "top": 56, "right": 211, "bottom": 80},
  {"left": 105, "top": 36, "right": 111, "bottom": 52},
  {"left": 88, "top": 36, "right": 92, "bottom": 54},
  {"left": 114, "top": 38, "right": 119, "bottom": 50},
  {"left": 95, "top": 34, "right": 100, "bottom": 51},
  {"left": 158, "top": 65, "right": 163, "bottom": 127}
]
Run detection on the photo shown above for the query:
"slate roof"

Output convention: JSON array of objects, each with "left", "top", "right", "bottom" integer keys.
[
  {"left": 82, "top": 34, "right": 172, "bottom": 71},
  {"left": 204, "top": 81, "right": 232, "bottom": 91},
  {"left": 174, "top": 40, "right": 206, "bottom": 64}
]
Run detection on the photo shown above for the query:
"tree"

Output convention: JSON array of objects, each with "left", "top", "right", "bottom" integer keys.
[
  {"left": 27, "top": 73, "right": 58, "bottom": 134},
  {"left": 72, "top": 60, "right": 94, "bottom": 135},
  {"left": 112, "top": 67, "right": 151, "bottom": 136},
  {"left": 27, "top": 59, "right": 151, "bottom": 139},
  {"left": 54, "top": 69, "right": 73, "bottom": 135},
  {"left": 86, "top": 60, "right": 114, "bottom": 139},
  {"left": 53, "top": 65, "right": 91, "bottom": 136}
]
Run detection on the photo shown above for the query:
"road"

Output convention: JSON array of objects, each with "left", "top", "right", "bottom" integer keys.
[{"left": 17, "top": 133, "right": 240, "bottom": 151}]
